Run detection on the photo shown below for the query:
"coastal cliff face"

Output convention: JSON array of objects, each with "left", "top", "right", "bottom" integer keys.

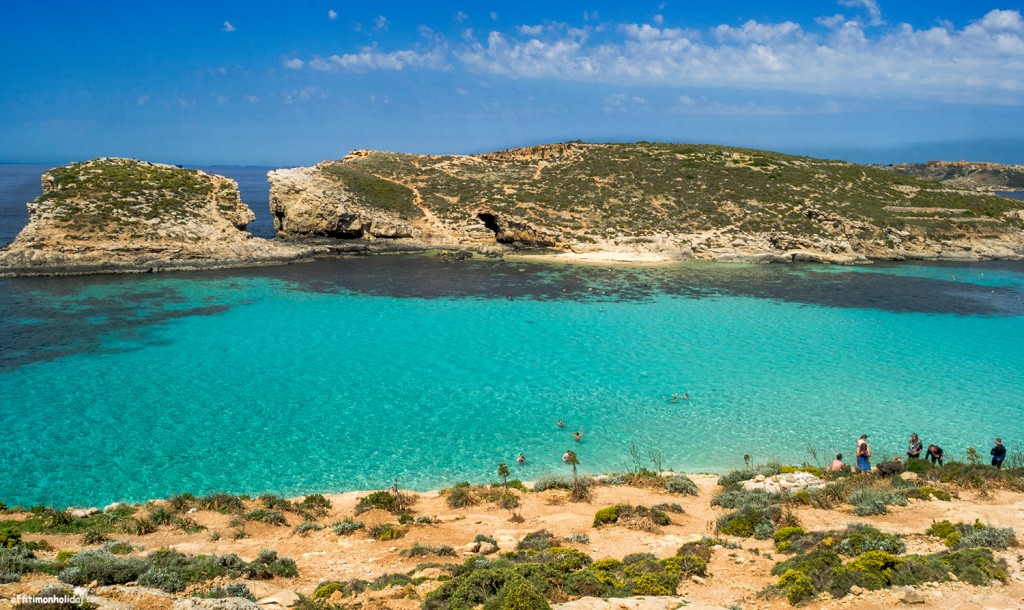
[
  {"left": 268, "top": 142, "right": 1024, "bottom": 264},
  {"left": 0, "top": 158, "right": 311, "bottom": 275},
  {"left": 882, "top": 160, "right": 1024, "bottom": 192}
]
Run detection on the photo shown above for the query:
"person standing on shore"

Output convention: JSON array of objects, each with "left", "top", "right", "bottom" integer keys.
[
  {"left": 856, "top": 435, "right": 872, "bottom": 473},
  {"left": 830, "top": 453, "right": 845, "bottom": 472},
  {"left": 926, "top": 444, "right": 944, "bottom": 466},
  {"left": 907, "top": 433, "right": 923, "bottom": 460},
  {"left": 991, "top": 438, "right": 1006, "bottom": 469}
]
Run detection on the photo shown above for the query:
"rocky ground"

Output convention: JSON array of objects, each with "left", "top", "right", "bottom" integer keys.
[{"left": 2, "top": 473, "right": 1022, "bottom": 610}]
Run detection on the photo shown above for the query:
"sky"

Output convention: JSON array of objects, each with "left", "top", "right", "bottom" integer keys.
[{"left": 2, "top": 1, "right": 1024, "bottom": 165}]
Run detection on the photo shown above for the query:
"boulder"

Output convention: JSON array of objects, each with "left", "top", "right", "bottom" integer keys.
[
  {"left": 893, "top": 586, "right": 926, "bottom": 604},
  {"left": 173, "top": 598, "right": 259, "bottom": 610},
  {"left": 255, "top": 591, "right": 300, "bottom": 608}
]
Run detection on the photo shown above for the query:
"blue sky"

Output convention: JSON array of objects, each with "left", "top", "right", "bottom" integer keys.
[{"left": 2, "top": 1, "right": 1024, "bottom": 165}]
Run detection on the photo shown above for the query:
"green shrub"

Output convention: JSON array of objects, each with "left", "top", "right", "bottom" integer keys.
[
  {"left": 906, "top": 486, "right": 951, "bottom": 501},
  {"left": 517, "top": 531, "right": 557, "bottom": 551},
  {"left": 147, "top": 506, "right": 175, "bottom": 526},
  {"left": 773, "top": 527, "right": 806, "bottom": 553},
  {"left": 904, "top": 459, "right": 934, "bottom": 475},
  {"left": 402, "top": 544, "right": 456, "bottom": 558},
  {"left": 665, "top": 475, "right": 698, "bottom": 496},
  {"left": 848, "top": 488, "right": 907, "bottom": 516},
  {"left": 630, "top": 572, "right": 673, "bottom": 595},
  {"left": 245, "top": 509, "right": 288, "bottom": 526},
  {"left": 778, "top": 569, "right": 815, "bottom": 604},
  {"left": 102, "top": 541, "right": 137, "bottom": 555},
  {"left": 593, "top": 507, "right": 620, "bottom": 527},
  {"left": 198, "top": 494, "right": 245, "bottom": 514},
  {"left": 332, "top": 519, "right": 365, "bottom": 536},
  {"left": 447, "top": 484, "right": 476, "bottom": 509},
  {"left": 667, "top": 555, "right": 707, "bottom": 577},
  {"left": 496, "top": 578, "right": 551, "bottom": 610},
  {"left": 833, "top": 524, "right": 905, "bottom": 556},
  {"left": 168, "top": 494, "right": 196, "bottom": 513},
  {"left": 313, "top": 582, "right": 346, "bottom": 599},
  {"left": 940, "top": 548, "right": 1008, "bottom": 585},
  {"left": 717, "top": 462, "right": 782, "bottom": 489},
  {"left": 532, "top": 475, "right": 572, "bottom": 492},
  {"left": 194, "top": 583, "right": 256, "bottom": 601},
  {"left": 118, "top": 518, "right": 157, "bottom": 536},
  {"left": 355, "top": 491, "right": 411, "bottom": 515},
  {"left": 81, "top": 530, "right": 109, "bottom": 546},
  {"left": 369, "top": 524, "right": 401, "bottom": 541},
  {"left": 675, "top": 542, "right": 713, "bottom": 562},
  {"left": 172, "top": 516, "right": 206, "bottom": 534}
]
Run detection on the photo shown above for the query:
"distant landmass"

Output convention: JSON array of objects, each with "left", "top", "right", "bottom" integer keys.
[
  {"left": 879, "top": 160, "right": 1024, "bottom": 192},
  {"left": 3, "top": 143, "right": 1024, "bottom": 275}
]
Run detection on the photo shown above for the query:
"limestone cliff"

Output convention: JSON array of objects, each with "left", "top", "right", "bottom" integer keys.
[
  {"left": 269, "top": 142, "right": 1024, "bottom": 264},
  {"left": 0, "top": 158, "right": 311, "bottom": 275},
  {"left": 882, "top": 160, "right": 1024, "bottom": 192}
]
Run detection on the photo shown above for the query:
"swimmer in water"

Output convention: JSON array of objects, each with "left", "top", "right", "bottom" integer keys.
[
  {"left": 670, "top": 393, "right": 680, "bottom": 403},
  {"left": 557, "top": 419, "right": 565, "bottom": 428},
  {"left": 572, "top": 430, "right": 584, "bottom": 442},
  {"left": 517, "top": 453, "right": 526, "bottom": 464}
]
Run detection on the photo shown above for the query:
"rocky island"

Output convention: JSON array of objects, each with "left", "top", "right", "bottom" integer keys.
[
  {"left": 4, "top": 144, "right": 1024, "bottom": 276},
  {"left": 0, "top": 158, "right": 311, "bottom": 276},
  {"left": 270, "top": 142, "right": 1024, "bottom": 265}
]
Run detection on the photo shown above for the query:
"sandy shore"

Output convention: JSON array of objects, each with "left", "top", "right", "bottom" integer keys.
[{"left": 2, "top": 473, "right": 1023, "bottom": 610}]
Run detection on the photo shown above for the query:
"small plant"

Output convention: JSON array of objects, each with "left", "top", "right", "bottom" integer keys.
[
  {"left": 294, "top": 522, "right": 326, "bottom": 536},
  {"left": 368, "top": 524, "right": 401, "bottom": 541},
  {"left": 332, "top": 519, "right": 365, "bottom": 536},
  {"left": 665, "top": 474, "right": 698, "bottom": 496},
  {"left": 445, "top": 483, "right": 476, "bottom": 509},
  {"left": 564, "top": 533, "right": 590, "bottom": 544},
  {"left": 245, "top": 509, "right": 289, "bottom": 526}
]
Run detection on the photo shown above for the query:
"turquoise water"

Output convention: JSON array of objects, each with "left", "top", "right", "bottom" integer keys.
[{"left": 2, "top": 256, "right": 1023, "bottom": 508}]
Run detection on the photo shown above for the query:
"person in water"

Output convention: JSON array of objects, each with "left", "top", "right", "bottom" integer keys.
[
  {"left": 926, "top": 444, "right": 944, "bottom": 465},
  {"left": 991, "top": 438, "right": 1006, "bottom": 469},
  {"left": 557, "top": 419, "right": 565, "bottom": 428},
  {"left": 517, "top": 453, "right": 526, "bottom": 464},
  {"left": 907, "top": 433, "right": 923, "bottom": 460},
  {"left": 562, "top": 450, "right": 572, "bottom": 463},
  {"left": 572, "top": 430, "right": 584, "bottom": 442},
  {"left": 830, "top": 453, "right": 845, "bottom": 471},
  {"left": 856, "top": 435, "right": 872, "bottom": 473}
]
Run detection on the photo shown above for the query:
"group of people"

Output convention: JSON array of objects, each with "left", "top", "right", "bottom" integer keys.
[
  {"left": 830, "top": 434, "right": 1009, "bottom": 473},
  {"left": 515, "top": 419, "right": 585, "bottom": 465}
]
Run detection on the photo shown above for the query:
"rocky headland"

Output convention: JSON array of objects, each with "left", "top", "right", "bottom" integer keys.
[
  {"left": 4, "top": 145, "right": 1024, "bottom": 276},
  {"left": 0, "top": 159, "right": 312, "bottom": 276},
  {"left": 881, "top": 160, "right": 1024, "bottom": 192}
]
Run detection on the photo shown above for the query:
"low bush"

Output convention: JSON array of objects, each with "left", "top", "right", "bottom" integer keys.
[
  {"left": 355, "top": 491, "right": 412, "bottom": 515},
  {"left": 445, "top": 484, "right": 476, "bottom": 509},
  {"left": 193, "top": 583, "right": 256, "bottom": 601},
  {"left": 906, "top": 486, "right": 951, "bottom": 501},
  {"left": 332, "top": 519, "right": 365, "bottom": 536},
  {"left": 717, "top": 462, "right": 782, "bottom": 489},
  {"left": 294, "top": 522, "right": 326, "bottom": 536},
  {"left": 401, "top": 544, "right": 455, "bottom": 558},
  {"left": 834, "top": 524, "right": 906, "bottom": 556},
  {"left": 848, "top": 488, "right": 907, "bottom": 516},
  {"left": 245, "top": 509, "right": 288, "bottom": 526},
  {"left": 592, "top": 506, "right": 670, "bottom": 531},
  {"left": 368, "top": 524, "right": 402, "bottom": 541},
  {"left": 926, "top": 520, "right": 1017, "bottom": 550},
  {"left": 517, "top": 531, "right": 557, "bottom": 551},
  {"left": 665, "top": 475, "right": 698, "bottom": 496},
  {"left": 197, "top": 493, "right": 245, "bottom": 514},
  {"left": 532, "top": 475, "right": 573, "bottom": 492}
]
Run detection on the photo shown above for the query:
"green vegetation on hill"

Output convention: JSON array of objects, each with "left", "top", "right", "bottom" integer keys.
[
  {"left": 35, "top": 159, "right": 222, "bottom": 235},
  {"left": 320, "top": 163, "right": 422, "bottom": 220},
  {"left": 321, "top": 143, "right": 1024, "bottom": 242}
]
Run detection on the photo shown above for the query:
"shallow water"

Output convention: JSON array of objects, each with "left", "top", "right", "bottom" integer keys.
[{"left": 1, "top": 255, "right": 1022, "bottom": 508}]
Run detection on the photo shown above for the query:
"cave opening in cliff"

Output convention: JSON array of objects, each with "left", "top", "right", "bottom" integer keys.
[{"left": 477, "top": 212, "right": 503, "bottom": 241}]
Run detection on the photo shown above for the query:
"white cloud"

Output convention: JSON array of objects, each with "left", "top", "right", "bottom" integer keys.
[
  {"left": 222, "top": 21, "right": 236, "bottom": 33},
  {"left": 243, "top": 95, "right": 258, "bottom": 104},
  {"left": 603, "top": 93, "right": 648, "bottom": 113},
  {"left": 284, "top": 87, "right": 320, "bottom": 105},
  {"left": 136, "top": 95, "right": 149, "bottom": 106},
  {"left": 838, "top": 0, "right": 884, "bottom": 26},
  {"left": 308, "top": 45, "right": 449, "bottom": 72},
  {"left": 454, "top": 11, "right": 468, "bottom": 22},
  {"left": 490, "top": 12, "right": 498, "bottom": 22},
  {"left": 328, "top": 9, "right": 338, "bottom": 21},
  {"left": 289, "top": 9, "right": 1024, "bottom": 105},
  {"left": 374, "top": 15, "right": 389, "bottom": 30},
  {"left": 653, "top": 14, "right": 664, "bottom": 26},
  {"left": 283, "top": 58, "right": 304, "bottom": 69}
]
